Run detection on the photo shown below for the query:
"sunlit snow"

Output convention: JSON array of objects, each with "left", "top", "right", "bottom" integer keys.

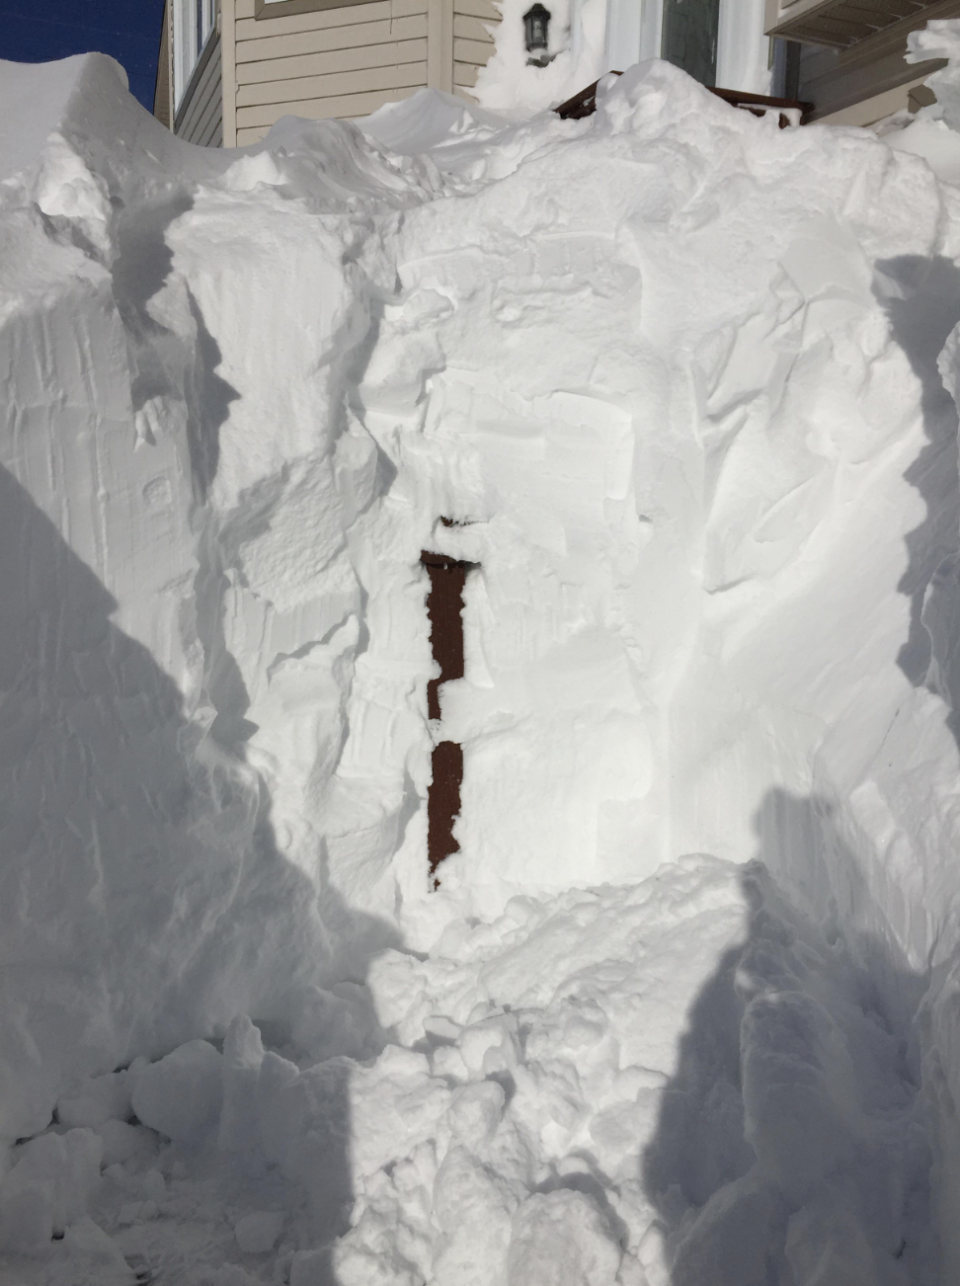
[{"left": 4, "top": 30, "right": 960, "bottom": 1286}]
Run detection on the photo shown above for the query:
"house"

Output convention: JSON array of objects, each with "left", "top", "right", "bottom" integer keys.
[
  {"left": 153, "top": 0, "right": 960, "bottom": 145},
  {"left": 152, "top": 0, "right": 499, "bottom": 146},
  {"left": 764, "top": 0, "right": 960, "bottom": 124}
]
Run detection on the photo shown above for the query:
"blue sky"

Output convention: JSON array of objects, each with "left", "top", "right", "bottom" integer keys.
[{"left": 1, "top": 1, "right": 165, "bottom": 111}]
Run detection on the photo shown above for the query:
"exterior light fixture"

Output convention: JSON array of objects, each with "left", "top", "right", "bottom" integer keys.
[{"left": 523, "top": 3, "right": 551, "bottom": 55}]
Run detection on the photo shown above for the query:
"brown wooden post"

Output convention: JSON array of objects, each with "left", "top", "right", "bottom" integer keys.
[{"left": 421, "top": 548, "right": 475, "bottom": 884}]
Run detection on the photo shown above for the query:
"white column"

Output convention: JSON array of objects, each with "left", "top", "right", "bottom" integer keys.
[
  {"left": 173, "top": 0, "right": 199, "bottom": 111},
  {"left": 603, "top": 0, "right": 647, "bottom": 74},
  {"left": 716, "top": 0, "right": 772, "bottom": 93},
  {"left": 638, "top": 0, "right": 662, "bottom": 63}
]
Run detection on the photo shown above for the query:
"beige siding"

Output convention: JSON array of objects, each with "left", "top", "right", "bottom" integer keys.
[
  {"left": 223, "top": 0, "right": 238, "bottom": 144},
  {"left": 452, "top": 35, "right": 491, "bottom": 64},
  {"left": 237, "top": 61, "right": 426, "bottom": 120},
  {"left": 236, "top": 21, "right": 427, "bottom": 77},
  {"left": 228, "top": 0, "right": 496, "bottom": 134},
  {"left": 236, "top": 11, "right": 425, "bottom": 60},
  {"left": 176, "top": 34, "right": 224, "bottom": 146},
  {"left": 236, "top": 41, "right": 427, "bottom": 104},
  {"left": 233, "top": 0, "right": 429, "bottom": 133},
  {"left": 455, "top": 0, "right": 498, "bottom": 16},
  {"left": 237, "top": 58, "right": 427, "bottom": 107},
  {"left": 454, "top": 62, "right": 478, "bottom": 88},
  {"left": 452, "top": 0, "right": 497, "bottom": 97},
  {"left": 236, "top": 83, "right": 418, "bottom": 141},
  {"left": 453, "top": 14, "right": 494, "bottom": 41},
  {"left": 797, "top": 20, "right": 948, "bottom": 121},
  {"left": 236, "top": 0, "right": 421, "bottom": 41},
  {"left": 819, "top": 73, "right": 933, "bottom": 126}
]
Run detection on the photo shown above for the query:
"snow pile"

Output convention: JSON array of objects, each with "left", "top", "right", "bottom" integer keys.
[
  {"left": 0, "top": 52, "right": 435, "bottom": 1143},
  {"left": 877, "top": 21, "right": 960, "bottom": 187},
  {"left": 473, "top": 0, "right": 609, "bottom": 117},
  {"left": 472, "top": 0, "right": 771, "bottom": 118},
  {"left": 342, "top": 857, "right": 933, "bottom": 1285},
  {"left": 909, "top": 19, "right": 960, "bottom": 131},
  {"left": 4, "top": 33, "right": 960, "bottom": 1286}
]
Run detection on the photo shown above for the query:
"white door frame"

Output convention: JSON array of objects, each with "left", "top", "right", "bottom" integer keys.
[{"left": 603, "top": 0, "right": 769, "bottom": 93}]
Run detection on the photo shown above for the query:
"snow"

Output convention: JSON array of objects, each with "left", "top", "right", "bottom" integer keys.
[
  {"left": 131, "top": 1042, "right": 224, "bottom": 1147},
  {"left": 473, "top": 0, "right": 609, "bottom": 116},
  {"left": 234, "top": 1211, "right": 285, "bottom": 1255},
  {"left": 472, "top": 0, "right": 771, "bottom": 117},
  {"left": 3, "top": 31, "right": 960, "bottom": 1286}
]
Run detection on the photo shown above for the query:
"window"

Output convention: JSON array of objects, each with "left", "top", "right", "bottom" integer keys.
[
  {"left": 173, "top": 0, "right": 217, "bottom": 112},
  {"left": 661, "top": 0, "right": 720, "bottom": 86}
]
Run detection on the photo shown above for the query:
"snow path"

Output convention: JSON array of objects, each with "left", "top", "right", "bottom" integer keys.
[{"left": 3, "top": 45, "right": 960, "bottom": 1286}]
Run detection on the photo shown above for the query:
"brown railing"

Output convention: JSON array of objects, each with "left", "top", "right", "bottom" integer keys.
[
  {"left": 421, "top": 547, "right": 477, "bottom": 885},
  {"left": 555, "top": 73, "right": 812, "bottom": 127}
]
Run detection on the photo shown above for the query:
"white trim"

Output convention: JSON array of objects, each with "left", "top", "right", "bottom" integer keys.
[
  {"left": 603, "top": 0, "right": 771, "bottom": 92},
  {"left": 638, "top": 0, "right": 662, "bottom": 63},
  {"left": 173, "top": 0, "right": 219, "bottom": 111},
  {"left": 716, "top": 0, "right": 771, "bottom": 93},
  {"left": 603, "top": 0, "right": 647, "bottom": 72}
]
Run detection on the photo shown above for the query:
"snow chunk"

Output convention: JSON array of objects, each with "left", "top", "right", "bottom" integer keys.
[
  {"left": 95, "top": 1119, "right": 157, "bottom": 1168},
  {"left": 61, "top": 1217, "right": 135, "bottom": 1285},
  {"left": 0, "top": 1177, "right": 53, "bottom": 1255},
  {"left": 0, "top": 54, "right": 125, "bottom": 185},
  {"left": 58, "top": 1070, "right": 132, "bottom": 1129},
  {"left": 908, "top": 19, "right": 960, "bottom": 131},
  {"left": 131, "top": 1040, "right": 223, "bottom": 1146},
  {"left": 234, "top": 1209, "right": 284, "bottom": 1254},
  {"left": 447, "top": 1081, "right": 505, "bottom": 1149},
  {"left": 218, "top": 1015, "right": 265, "bottom": 1164},
  {"left": 2, "top": 1128, "right": 102, "bottom": 1236},
  {"left": 506, "top": 1190, "right": 622, "bottom": 1285}
]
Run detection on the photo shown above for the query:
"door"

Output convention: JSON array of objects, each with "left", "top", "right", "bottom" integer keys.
[{"left": 661, "top": 0, "right": 720, "bottom": 86}]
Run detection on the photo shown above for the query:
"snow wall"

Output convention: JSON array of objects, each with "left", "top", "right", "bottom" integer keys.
[{"left": 5, "top": 41, "right": 960, "bottom": 1285}]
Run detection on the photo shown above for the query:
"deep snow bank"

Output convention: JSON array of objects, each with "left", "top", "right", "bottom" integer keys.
[
  {"left": 4, "top": 42, "right": 960, "bottom": 1286},
  {"left": 0, "top": 52, "right": 436, "bottom": 1140}
]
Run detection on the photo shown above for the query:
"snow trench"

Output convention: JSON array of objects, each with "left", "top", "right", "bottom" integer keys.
[{"left": 4, "top": 46, "right": 960, "bottom": 1286}]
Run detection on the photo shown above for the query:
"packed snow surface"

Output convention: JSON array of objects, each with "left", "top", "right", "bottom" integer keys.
[{"left": 4, "top": 39, "right": 960, "bottom": 1286}]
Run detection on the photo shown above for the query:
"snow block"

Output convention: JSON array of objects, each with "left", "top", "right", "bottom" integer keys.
[
  {"left": 131, "top": 1040, "right": 223, "bottom": 1146},
  {"left": 506, "top": 1190, "right": 622, "bottom": 1286},
  {"left": 218, "top": 1016, "right": 265, "bottom": 1165},
  {"left": 0, "top": 1176, "right": 54, "bottom": 1255},
  {"left": 95, "top": 1119, "right": 156, "bottom": 1168},
  {"left": 62, "top": 1216, "right": 136, "bottom": 1284},
  {"left": 234, "top": 1210, "right": 284, "bottom": 1254},
  {"left": 58, "top": 1071, "right": 133, "bottom": 1129},
  {"left": 4, "top": 1128, "right": 103, "bottom": 1235}
]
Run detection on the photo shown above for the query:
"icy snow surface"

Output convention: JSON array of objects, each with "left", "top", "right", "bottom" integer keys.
[{"left": 4, "top": 41, "right": 960, "bottom": 1286}]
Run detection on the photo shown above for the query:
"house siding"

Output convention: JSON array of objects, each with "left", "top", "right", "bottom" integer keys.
[
  {"left": 234, "top": 0, "right": 431, "bottom": 142},
  {"left": 176, "top": 33, "right": 224, "bottom": 145},
  {"left": 453, "top": 0, "right": 498, "bottom": 97},
  {"left": 796, "top": 25, "right": 950, "bottom": 121},
  {"left": 764, "top": 0, "right": 960, "bottom": 121}
]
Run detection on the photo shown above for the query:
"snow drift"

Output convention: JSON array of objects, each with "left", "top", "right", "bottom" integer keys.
[{"left": 3, "top": 38, "right": 960, "bottom": 1286}]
